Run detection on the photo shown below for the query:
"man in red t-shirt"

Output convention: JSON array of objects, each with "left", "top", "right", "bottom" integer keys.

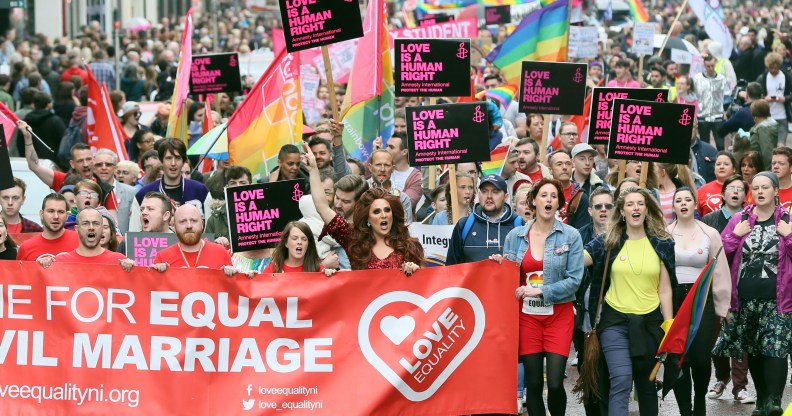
[
  {"left": 52, "top": 208, "right": 134, "bottom": 270},
  {"left": 152, "top": 204, "right": 235, "bottom": 276},
  {"left": 17, "top": 194, "right": 79, "bottom": 264},
  {"left": 1, "top": 177, "right": 42, "bottom": 234},
  {"left": 17, "top": 120, "right": 118, "bottom": 216},
  {"left": 549, "top": 150, "right": 591, "bottom": 230},
  {"left": 772, "top": 147, "right": 792, "bottom": 210},
  {"left": 515, "top": 137, "right": 550, "bottom": 183}
]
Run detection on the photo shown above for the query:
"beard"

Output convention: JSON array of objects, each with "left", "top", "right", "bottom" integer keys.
[
  {"left": 177, "top": 228, "right": 203, "bottom": 246},
  {"left": 42, "top": 219, "right": 64, "bottom": 234}
]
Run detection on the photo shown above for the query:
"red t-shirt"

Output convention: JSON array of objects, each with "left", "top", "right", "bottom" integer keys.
[
  {"left": 56, "top": 249, "right": 126, "bottom": 265},
  {"left": 697, "top": 180, "right": 724, "bottom": 216},
  {"left": 779, "top": 186, "right": 792, "bottom": 211},
  {"left": 558, "top": 184, "right": 574, "bottom": 224},
  {"left": 520, "top": 248, "right": 544, "bottom": 287},
  {"left": 51, "top": 171, "right": 118, "bottom": 210},
  {"left": 521, "top": 168, "right": 544, "bottom": 184},
  {"left": 262, "top": 262, "right": 325, "bottom": 274},
  {"left": 6, "top": 222, "right": 21, "bottom": 234},
  {"left": 153, "top": 241, "right": 232, "bottom": 269},
  {"left": 16, "top": 231, "right": 80, "bottom": 261}
]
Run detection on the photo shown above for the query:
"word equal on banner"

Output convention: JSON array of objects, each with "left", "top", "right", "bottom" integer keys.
[
  {"left": 587, "top": 87, "right": 669, "bottom": 146},
  {"left": 607, "top": 98, "right": 695, "bottom": 164},
  {"left": 0, "top": 260, "right": 518, "bottom": 415},
  {"left": 406, "top": 102, "right": 491, "bottom": 166},
  {"left": 225, "top": 180, "right": 305, "bottom": 252}
]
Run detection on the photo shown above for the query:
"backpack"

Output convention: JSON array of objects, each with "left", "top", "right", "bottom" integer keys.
[
  {"left": 460, "top": 213, "right": 523, "bottom": 244},
  {"left": 58, "top": 116, "right": 87, "bottom": 164}
]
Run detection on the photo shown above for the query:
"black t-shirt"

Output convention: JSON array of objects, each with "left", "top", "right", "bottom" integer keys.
[
  {"left": 738, "top": 216, "right": 778, "bottom": 299},
  {"left": 0, "top": 247, "right": 17, "bottom": 260},
  {"left": 162, "top": 184, "right": 184, "bottom": 206}
]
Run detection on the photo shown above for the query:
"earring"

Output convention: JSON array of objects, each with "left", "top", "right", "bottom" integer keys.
[
  {"left": 620, "top": 215, "right": 625, "bottom": 222},
  {"left": 366, "top": 221, "right": 371, "bottom": 227}
]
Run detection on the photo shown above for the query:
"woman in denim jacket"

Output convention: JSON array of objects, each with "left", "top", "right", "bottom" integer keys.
[{"left": 494, "top": 178, "right": 584, "bottom": 416}]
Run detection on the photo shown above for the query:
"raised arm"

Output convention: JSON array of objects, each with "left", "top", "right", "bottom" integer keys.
[
  {"left": 17, "top": 120, "right": 54, "bottom": 187},
  {"left": 330, "top": 120, "right": 352, "bottom": 181},
  {"left": 303, "top": 141, "right": 337, "bottom": 224}
]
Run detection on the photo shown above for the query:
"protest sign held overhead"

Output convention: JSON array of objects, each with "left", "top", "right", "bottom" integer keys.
[
  {"left": 418, "top": 14, "right": 454, "bottom": 26},
  {"left": 485, "top": 6, "right": 511, "bottom": 25},
  {"left": 406, "top": 102, "right": 491, "bottom": 166},
  {"left": 278, "top": 0, "right": 363, "bottom": 52},
  {"left": 0, "top": 261, "right": 518, "bottom": 415},
  {"left": 588, "top": 87, "right": 669, "bottom": 146},
  {"left": 568, "top": 26, "right": 598, "bottom": 59},
  {"left": 633, "top": 23, "right": 656, "bottom": 56},
  {"left": 395, "top": 39, "right": 472, "bottom": 97},
  {"left": 518, "top": 61, "right": 588, "bottom": 115},
  {"left": 607, "top": 99, "right": 695, "bottom": 164},
  {"left": 226, "top": 180, "right": 305, "bottom": 252},
  {"left": 189, "top": 53, "right": 242, "bottom": 95}
]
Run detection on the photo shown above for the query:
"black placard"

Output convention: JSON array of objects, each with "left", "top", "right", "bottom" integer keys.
[
  {"left": 485, "top": 5, "right": 511, "bottom": 25},
  {"left": 607, "top": 99, "right": 695, "bottom": 164},
  {"left": 395, "top": 38, "right": 472, "bottom": 97},
  {"left": 226, "top": 180, "right": 306, "bottom": 252},
  {"left": 518, "top": 61, "right": 588, "bottom": 115},
  {"left": 189, "top": 53, "right": 242, "bottom": 95},
  {"left": 587, "top": 87, "right": 669, "bottom": 146},
  {"left": 418, "top": 14, "right": 454, "bottom": 26},
  {"left": 279, "top": 0, "right": 364, "bottom": 52},
  {"left": 406, "top": 102, "right": 491, "bottom": 166},
  {"left": 0, "top": 128, "right": 12, "bottom": 191}
]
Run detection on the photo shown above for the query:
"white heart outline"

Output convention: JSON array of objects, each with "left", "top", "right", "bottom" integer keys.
[
  {"left": 358, "top": 287, "right": 485, "bottom": 402},
  {"left": 380, "top": 315, "right": 416, "bottom": 346}
]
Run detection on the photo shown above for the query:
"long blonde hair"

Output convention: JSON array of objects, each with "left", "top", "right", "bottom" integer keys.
[{"left": 604, "top": 186, "right": 671, "bottom": 250}]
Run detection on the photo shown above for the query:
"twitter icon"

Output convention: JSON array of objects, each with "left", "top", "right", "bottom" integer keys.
[{"left": 242, "top": 399, "right": 255, "bottom": 410}]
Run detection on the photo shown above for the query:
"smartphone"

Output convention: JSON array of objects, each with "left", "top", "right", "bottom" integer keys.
[{"left": 771, "top": 96, "right": 778, "bottom": 100}]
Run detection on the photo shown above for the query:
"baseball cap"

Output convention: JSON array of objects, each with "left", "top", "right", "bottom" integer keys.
[
  {"left": 571, "top": 143, "right": 597, "bottom": 158},
  {"left": 121, "top": 101, "right": 140, "bottom": 117},
  {"left": 479, "top": 174, "right": 508, "bottom": 192}
]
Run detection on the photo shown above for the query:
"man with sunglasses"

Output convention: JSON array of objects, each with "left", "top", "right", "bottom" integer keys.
[{"left": 93, "top": 149, "right": 136, "bottom": 234}]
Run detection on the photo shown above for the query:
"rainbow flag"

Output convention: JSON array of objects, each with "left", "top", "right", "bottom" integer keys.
[
  {"left": 227, "top": 49, "right": 302, "bottom": 178},
  {"left": 476, "top": 84, "right": 518, "bottom": 109},
  {"left": 481, "top": 143, "right": 512, "bottom": 176},
  {"left": 627, "top": 0, "right": 649, "bottom": 22},
  {"left": 486, "top": 0, "right": 569, "bottom": 85},
  {"left": 166, "top": 9, "right": 193, "bottom": 143},
  {"left": 340, "top": 0, "right": 394, "bottom": 161}
]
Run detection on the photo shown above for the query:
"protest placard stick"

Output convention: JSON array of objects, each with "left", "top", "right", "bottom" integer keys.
[
  {"left": 639, "top": 162, "right": 649, "bottom": 188},
  {"left": 539, "top": 116, "right": 551, "bottom": 164},
  {"left": 638, "top": 56, "right": 645, "bottom": 87},
  {"left": 657, "top": 0, "right": 688, "bottom": 57},
  {"left": 449, "top": 165, "right": 461, "bottom": 224},
  {"left": 428, "top": 97, "right": 438, "bottom": 190},
  {"left": 322, "top": 46, "right": 340, "bottom": 121},
  {"left": 617, "top": 160, "right": 627, "bottom": 183}
]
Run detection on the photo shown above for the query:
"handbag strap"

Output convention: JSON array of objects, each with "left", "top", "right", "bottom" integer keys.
[{"left": 592, "top": 248, "right": 612, "bottom": 330}]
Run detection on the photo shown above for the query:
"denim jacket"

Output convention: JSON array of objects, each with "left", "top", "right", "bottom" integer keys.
[{"left": 502, "top": 219, "right": 584, "bottom": 305}]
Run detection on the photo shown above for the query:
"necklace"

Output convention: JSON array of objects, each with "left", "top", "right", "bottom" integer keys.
[
  {"left": 178, "top": 240, "right": 204, "bottom": 268},
  {"left": 624, "top": 239, "right": 646, "bottom": 275}
]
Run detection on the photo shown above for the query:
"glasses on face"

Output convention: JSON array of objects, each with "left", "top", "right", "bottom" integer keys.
[
  {"left": 77, "top": 191, "right": 99, "bottom": 199},
  {"left": 134, "top": 111, "right": 142, "bottom": 118},
  {"left": 725, "top": 186, "right": 745, "bottom": 193},
  {"left": 593, "top": 203, "right": 614, "bottom": 210},
  {"left": 95, "top": 162, "right": 116, "bottom": 168}
]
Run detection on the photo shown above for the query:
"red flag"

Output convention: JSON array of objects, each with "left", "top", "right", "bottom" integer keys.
[
  {"left": 85, "top": 65, "right": 129, "bottom": 160},
  {"left": 0, "top": 100, "right": 19, "bottom": 146},
  {"left": 197, "top": 100, "right": 214, "bottom": 174},
  {"left": 272, "top": 28, "right": 286, "bottom": 58}
]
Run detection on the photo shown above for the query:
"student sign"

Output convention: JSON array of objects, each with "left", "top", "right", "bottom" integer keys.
[
  {"left": 607, "top": 99, "right": 696, "bottom": 164},
  {"left": 395, "top": 39, "right": 472, "bottom": 97},
  {"left": 588, "top": 87, "right": 669, "bottom": 146},
  {"left": 225, "top": 180, "right": 306, "bottom": 252},
  {"left": 518, "top": 61, "right": 588, "bottom": 115},
  {"left": 406, "top": 102, "right": 491, "bottom": 166},
  {"left": 278, "top": 0, "right": 364, "bottom": 52}
]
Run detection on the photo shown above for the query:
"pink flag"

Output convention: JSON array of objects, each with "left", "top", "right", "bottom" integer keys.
[
  {"left": 0, "top": 100, "right": 19, "bottom": 145},
  {"left": 166, "top": 9, "right": 194, "bottom": 142}
]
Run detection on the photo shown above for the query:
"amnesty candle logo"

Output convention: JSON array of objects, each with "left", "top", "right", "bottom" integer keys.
[{"left": 358, "top": 288, "right": 485, "bottom": 401}]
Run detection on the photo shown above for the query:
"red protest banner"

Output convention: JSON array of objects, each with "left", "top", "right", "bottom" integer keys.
[{"left": 0, "top": 261, "right": 518, "bottom": 415}]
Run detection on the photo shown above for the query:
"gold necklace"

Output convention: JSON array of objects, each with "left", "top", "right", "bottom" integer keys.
[{"left": 624, "top": 238, "right": 646, "bottom": 275}]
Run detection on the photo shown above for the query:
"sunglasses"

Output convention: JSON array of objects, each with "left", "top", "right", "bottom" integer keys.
[
  {"left": 95, "top": 162, "right": 116, "bottom": 168},
  {"left": 593, "top": 203, "right": 614, "bottom": 210}
]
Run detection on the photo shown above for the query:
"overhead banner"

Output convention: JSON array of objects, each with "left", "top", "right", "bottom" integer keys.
[
  {"left": 587, "top": 87, "right": 669, "bottom": 146},
  {"left": 279, "top": 0, "right": 363, "bottom": 52},
  {"left": 189, "top": 53, "right": 243, "bottom": 95},
  {"left": 392, "top": 18, "right": 478, "bottom": 42},
  {"left": 0, "top": 261, "right": 518, "bottom": 415},
  {"left": 518, "top": 61, "right": 588, "bottom": 115},
  {"left": 406, "top": 102, "right": 491, "bottom": 166},
  {"left": 225, "top": 180, "right": 306, "bottom": 252},
  {"left": 395, "top": 39, "right": 471, "bottom": 97},
  {"left": 607, "top": 98, "right": 695, "bottom": 164},
  {"left": 408, "top": 223, "right": 454, "bottom": 266}
]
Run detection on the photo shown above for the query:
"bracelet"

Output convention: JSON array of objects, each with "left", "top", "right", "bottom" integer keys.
[{"left": 24, "top": 143, "right": 33, "bottom": 146}]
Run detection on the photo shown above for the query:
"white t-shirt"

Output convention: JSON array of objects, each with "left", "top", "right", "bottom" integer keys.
[
  {"left": 390, "top": 167, "right": 411, "bottom": 192},
  {"left": 767, "top": 72, "right": 787, "bottom": 120}
]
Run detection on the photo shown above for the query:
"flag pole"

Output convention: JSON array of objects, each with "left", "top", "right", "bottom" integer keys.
[
  {"left": 656, "top": 0, "right": 688, "bottom": 57},
  {"left": 321, "top": 45, "right": 341, "bottom": 121},
  {"left": 24, "top": 127, "right": 55, "bottom": 153}
]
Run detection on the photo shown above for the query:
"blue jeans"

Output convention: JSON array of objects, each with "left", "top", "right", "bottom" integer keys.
[
  {"left": 600, "top": 324, "right": 659, "bottom": 416},
  {"left": 775, "top": 118, "right": 789, "bottom": 146}
]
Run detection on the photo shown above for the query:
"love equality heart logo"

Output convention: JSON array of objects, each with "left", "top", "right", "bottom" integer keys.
[{"left": 358, "top": 288, "right": 485, "bottom": 401}]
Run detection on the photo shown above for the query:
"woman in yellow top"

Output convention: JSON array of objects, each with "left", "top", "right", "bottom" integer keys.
[{"left": 583, "top": 187, "right": 677, "bottom": 416}]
